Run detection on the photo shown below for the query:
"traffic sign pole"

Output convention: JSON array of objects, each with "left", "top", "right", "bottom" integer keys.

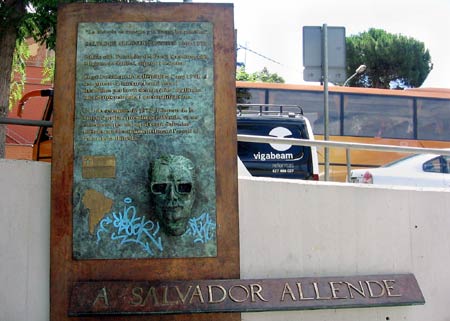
[{"left": 322, "top": 24, "right": 330, "bottom": 181}]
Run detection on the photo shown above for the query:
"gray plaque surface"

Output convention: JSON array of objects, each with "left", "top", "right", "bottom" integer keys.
[{"left": 73, "top": 22, "right": 216, "bottom": 259}]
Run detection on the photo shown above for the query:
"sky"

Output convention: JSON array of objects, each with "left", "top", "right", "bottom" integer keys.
[{"left": 178, "top": 0, "right": 450, "bottom": 88}]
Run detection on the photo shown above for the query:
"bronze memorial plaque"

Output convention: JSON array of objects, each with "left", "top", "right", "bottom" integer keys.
[
  {"left": 51, "top": 3, "right": 239, "bottom": 321},
  {"left": 73, "top": 21, "right": 217, "bottom": 259},
  {"left": 50, "top": 3, "right": 425, "bottom": 320}
]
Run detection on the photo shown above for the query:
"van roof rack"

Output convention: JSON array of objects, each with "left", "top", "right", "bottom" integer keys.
[{"left": 237, "top": 103, "right": 304, "bottom": 117}]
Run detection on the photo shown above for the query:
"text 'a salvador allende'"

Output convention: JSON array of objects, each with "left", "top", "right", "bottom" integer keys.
[{"left": 89, "top": 279, "right": 403, "bottom": 309}]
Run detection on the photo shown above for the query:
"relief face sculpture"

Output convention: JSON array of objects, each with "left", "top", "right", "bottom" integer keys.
[{"left": 150, "top": 154, "right": 196, "bottom": 236}]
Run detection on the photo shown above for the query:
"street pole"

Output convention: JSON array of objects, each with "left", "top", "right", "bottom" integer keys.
[{"left": 322, "top": 24, "right": 330, "bottom": 181}]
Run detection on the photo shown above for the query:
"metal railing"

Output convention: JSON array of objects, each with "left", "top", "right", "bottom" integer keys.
[
  {"left": 237, "top": 134, "right": 450, "bottom": 182},
  {"left": 2, "top": 115, "right": 449, "bottom": 182},
  {"left": 0, "top": 118, "right": 52, "bottom": 127}
]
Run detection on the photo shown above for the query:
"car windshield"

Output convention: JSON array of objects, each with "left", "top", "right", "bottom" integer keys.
[
  {"left": 381, "top": 154, "right": 419, "bottom": 167},
  {"left": 382, "top": 154, "right": 419, "bottom": 168}
]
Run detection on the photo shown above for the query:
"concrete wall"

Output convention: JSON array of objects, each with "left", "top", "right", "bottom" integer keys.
[
  {"left": 1, "top": 159, "right": 450, "bottom": 321},
  {"left": 239, "top": 177, "right": 450, "bottom": 321},
  {"left": 0, "top": 160, "right": 51, "bottom": 321}
]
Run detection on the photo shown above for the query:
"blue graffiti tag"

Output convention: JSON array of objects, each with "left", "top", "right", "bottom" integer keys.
[
  {"left": 96, "top": 216, "right": 112, "bottom": 242},
  {"left": 96, "top": 198, "right": 163, "bottom": 255},
  {"left": 186, "top": 212, "right": 216, "bottom": 243}
]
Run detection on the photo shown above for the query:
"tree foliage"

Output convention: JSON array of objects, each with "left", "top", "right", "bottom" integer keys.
[
  {"left": 41, "top": 54, "right": 55, "bottom": 84},
  {"left": 236, "top": 66, "right": 285, "bottom": 83},
  {"left": 9, "top": 40, "right": 30, "bottom": 109},
  {"left": 346, "top": 28, "right": 432, "bottom": 89}
]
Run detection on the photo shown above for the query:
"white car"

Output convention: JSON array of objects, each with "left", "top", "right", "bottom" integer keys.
[{"left": 349, "top": 153, "right": 450, "bottom": 188}]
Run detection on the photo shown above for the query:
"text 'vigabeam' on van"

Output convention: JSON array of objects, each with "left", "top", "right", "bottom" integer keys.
[{"left": 237, "top": 104, "right": 319, "bottom": 180}]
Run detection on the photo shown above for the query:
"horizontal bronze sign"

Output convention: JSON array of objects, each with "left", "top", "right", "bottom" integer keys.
[{"left": 69, "top": 274, "right": 424, "bottom": 315}]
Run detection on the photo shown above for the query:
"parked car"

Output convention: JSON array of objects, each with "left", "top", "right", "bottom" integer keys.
[
  {"left": 349, "top": 152, "right": 450, "bottom": 188},
  {"left": 237, "top": 104, "right": 319, "bottom": 180}
]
